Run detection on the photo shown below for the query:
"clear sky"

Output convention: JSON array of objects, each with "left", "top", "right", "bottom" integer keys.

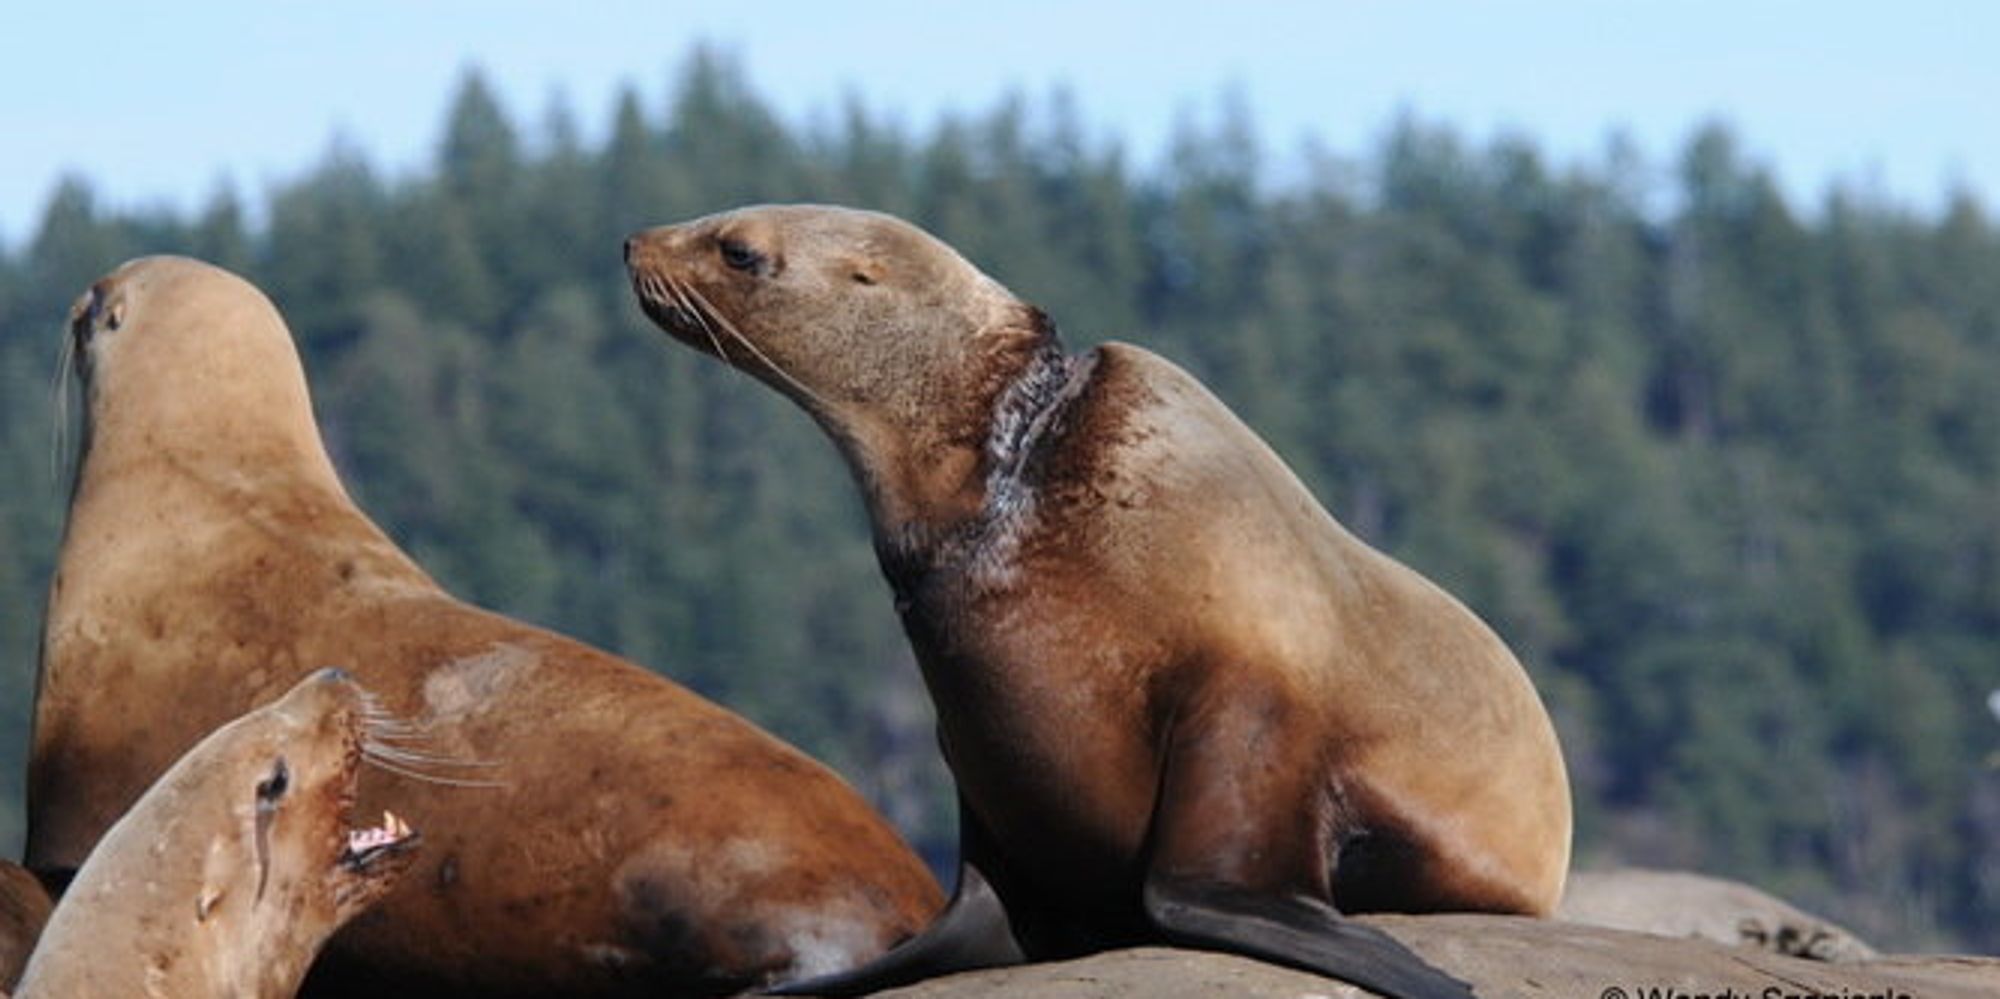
[{"left": 3, "top": 2, "right": 1994, "bottom": 247}]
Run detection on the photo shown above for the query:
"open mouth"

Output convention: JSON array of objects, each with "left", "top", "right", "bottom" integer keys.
[{"left": 340, "top": 809, "right": 417, "bottom": 872}]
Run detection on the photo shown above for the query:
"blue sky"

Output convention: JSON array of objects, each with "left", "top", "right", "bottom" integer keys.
[{"left": 3, "top": 2, "right": 1994, "bottom": 246}]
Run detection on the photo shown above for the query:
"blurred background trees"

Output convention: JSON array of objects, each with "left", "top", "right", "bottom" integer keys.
[{"left": 2, "top": 48, "right": 1994, "bottom": 951}]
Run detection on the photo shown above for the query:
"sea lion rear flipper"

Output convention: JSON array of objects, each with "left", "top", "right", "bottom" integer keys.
[
  {"left": 763, "top": 858, "right": 1023, "bottom": 996},
  {"left": 1141, "top": 877, "right": 1474, "bottom": 999}
]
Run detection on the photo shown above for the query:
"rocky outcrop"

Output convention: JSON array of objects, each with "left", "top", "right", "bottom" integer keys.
[
  {"left": 1559, "top": 868, "right": 1878, "bottom": 962},
  {"left": 868, "top": 917, "right": 1995, "bottom": 999}
]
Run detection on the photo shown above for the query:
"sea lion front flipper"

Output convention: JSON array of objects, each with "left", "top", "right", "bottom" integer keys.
[
  {"left": 1139, "top": 690, "right": 1475, "bottom": 999},
  {"left": 1141, "top": 877, "right": 1473, "bottom": 999},
  {"left": 764, "top": 802, "right": 1025, "bottom": 996}
]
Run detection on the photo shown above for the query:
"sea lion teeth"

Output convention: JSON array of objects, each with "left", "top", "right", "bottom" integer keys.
[{"left": 17, "top": 670, "right": 417, "bottom": 999}]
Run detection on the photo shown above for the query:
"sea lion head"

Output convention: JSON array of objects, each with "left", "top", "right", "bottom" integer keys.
[
  {"left": 61, "top": 255, "right": 336, "bottom": 488},
  {"left": 625, "top": 205, "right": 1063, "bottom": 531},
  {"left": 17, "top": 668, "right": 419, "bottom": 998},
  {"left": 186, "top": 667, "right": 421, "bottom": 934}
]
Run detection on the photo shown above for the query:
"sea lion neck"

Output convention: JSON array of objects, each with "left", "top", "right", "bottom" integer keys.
[
  {"left": 76, "top": 336, "right": 343, "bottom": 494},
  {"left": 869, "top": 332, "right": 1092, "bottom": 576},
  {"left": 76, "top": 387, "right": 346, "bottom": 501},
  {"left": 983, "top": 339, "right": 1092, "bottom": 498}
]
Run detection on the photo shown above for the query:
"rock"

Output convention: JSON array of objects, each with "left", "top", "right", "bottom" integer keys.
[
  {"left": 873, "top": 947, "right": 1362, "bottom": 998},
  {"left": 1559, "top": 868, "right": 1877, "bottom": 962},
  {"left": 0, "top": 862, "right": 51, "bottom": 992},
  {"left": 866, "top": 917, "right": 1997, "bottom": 999}
]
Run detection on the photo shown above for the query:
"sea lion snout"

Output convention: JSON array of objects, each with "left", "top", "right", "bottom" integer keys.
[
  {"left": 622, "top": 231, "right": 664, "bottom": 267},
  {"left": 623, "top": 225, "right": 679, "bottom": 272},
  {"left": 624, "top": 227, "right": 709, "bottom": 346}
]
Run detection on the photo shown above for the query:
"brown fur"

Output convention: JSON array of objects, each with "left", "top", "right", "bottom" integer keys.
[
  {"left": 0, "top": 862, "right": 50, "bottom": 993},
  {"left": 30, "top": 257, "right": 943, "bottom": 997},
  {"left": 18, "top": 670, "right": 416, "bottom": 999},
  {"left": 625, "top": 205, "right": 1571, "bottom": 950}
]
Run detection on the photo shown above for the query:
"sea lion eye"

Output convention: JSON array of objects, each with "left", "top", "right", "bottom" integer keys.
[
  {"left": 717, "top": 238, "right": 766, "bottom": 275},
  {"left": 256, "top": 757, "right": 290, "bottom": 805}
]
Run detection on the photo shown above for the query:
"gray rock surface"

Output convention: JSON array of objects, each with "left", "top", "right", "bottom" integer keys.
[
  {"left": 1559, "top": 868, "right": 1878, "bottom": 962},
  {"left": 867, "top": 916, "right": 1996, "bottom": 999}
]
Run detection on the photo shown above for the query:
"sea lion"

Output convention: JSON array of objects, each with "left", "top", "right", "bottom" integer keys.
[
  {"left": 0, "top": 861, "right": 51, "bottom": 991},
  {"left": 16, "top": 669, "right": 417, "bottom": 998},
  {"left": 625, "top": 205, "right": 1574, "bottom": 999},
  {"left": 29, "top": 256, "right": 944, "bottom": 997}
]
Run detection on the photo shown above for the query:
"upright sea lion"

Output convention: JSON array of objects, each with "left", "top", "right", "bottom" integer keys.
[
  {"left": 16, "top": 669, "right": 417, "bottom": 998},
  {"left": 0, "top": 861, "right": 51, "bottom": 991},
  {"left": 30, "top": 256, "right": 943, "bottom": 997},
  {"left": 625, "top": 205, "right": 1573, "bottom": 999}
]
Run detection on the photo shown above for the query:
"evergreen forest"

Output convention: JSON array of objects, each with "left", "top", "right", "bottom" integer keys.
[{"left": 0, "top": 50, "right": 1994, "bottom": 952}]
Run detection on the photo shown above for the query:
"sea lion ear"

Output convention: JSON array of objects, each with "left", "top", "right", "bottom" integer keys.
[
  {"left": 197, "top": 838, "right": 232, "bottom": 922},
  {"left": 197, "top": 884, "right": 224, "bottom": 922},
  {"left": 846, "top": 256, "right": 887, "bottom": 287}
]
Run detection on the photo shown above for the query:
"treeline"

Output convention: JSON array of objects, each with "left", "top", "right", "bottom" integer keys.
[{"left": 1, "top": 48, "right": 1995, "bottom": 950}]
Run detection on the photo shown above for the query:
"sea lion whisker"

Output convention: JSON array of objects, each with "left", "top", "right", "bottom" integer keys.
[
  {"left": 356, "top": 724, "right": 432, "bottom": 743},
  {"left": 357, "top": 727, "right": 437, "bottom": 745},
  {"left": 360, "top": 739, "right": 501, "bottom": 770},
  {"left": 682, "top": 283, "right": 836, "bottom": 412},
  {"left": 650, "top": 275, "right": 679, "bottom": 314},
  {"left": 360, "top": 751, "right": 507, "bottom": 789},
  {"left": 354, "top": 698, "right": 443, "bottom": 742},
  {"left": 667, "top": 276, "right": 735, "bottom": 366},
  {"left": 656, "top": 275, "right": 703, "bottom": 336},
  {"left": 354, "top": 706, "right": 425, "bottom": 729},
  {"left": 638, "top": 273, "right": 667, "bottom": 312},
  {"left": 349, "top": 699, "right": 498, "bottom": 777},
  {"left": 50, "top": 323, "right": 76, "bottom": 486}
]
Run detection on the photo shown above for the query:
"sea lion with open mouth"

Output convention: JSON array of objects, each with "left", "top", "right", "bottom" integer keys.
[{"left": 16, "top": 668, "right": 418, "bottom": 998}]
